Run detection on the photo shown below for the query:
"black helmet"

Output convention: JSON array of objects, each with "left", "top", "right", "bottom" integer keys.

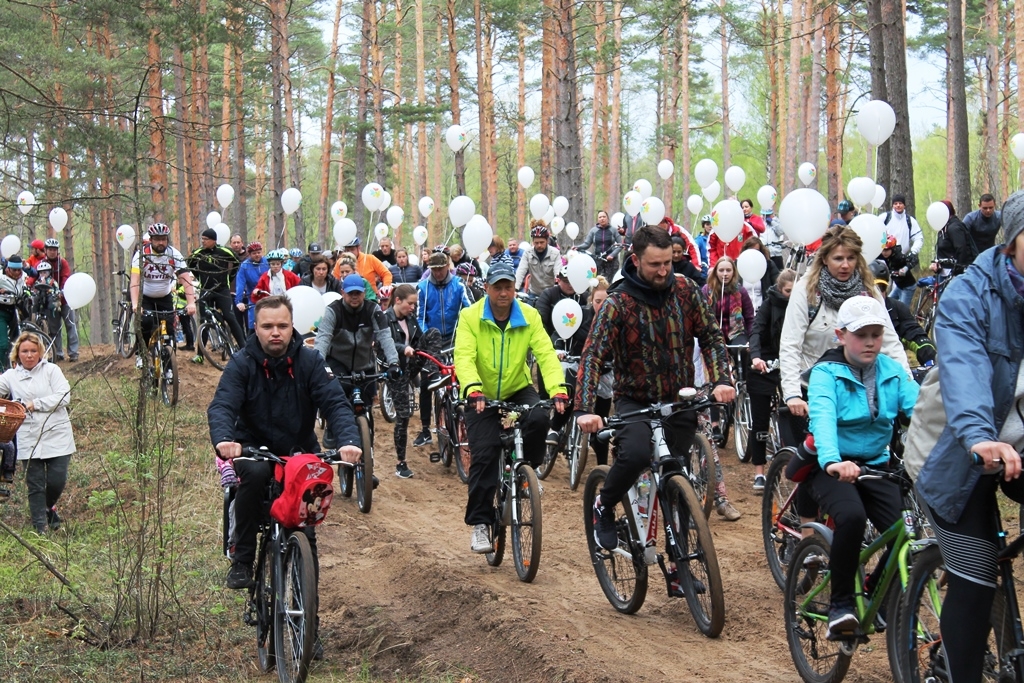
[{"left": 869, "top": 259, "right": 890, "bottom": 285}]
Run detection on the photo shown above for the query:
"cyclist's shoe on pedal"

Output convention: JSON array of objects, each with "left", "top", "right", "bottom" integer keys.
[
  {"left": 413, "top": 430, "right": 432, "bottom": 447},
  {"left": 593, "top": 497, "right": 618, "bottom": 550},
  {"left": 546, "top": 430, "right": 559, "bottom": 447},
  {"left": 753, "top": 474, "right": 766, "bottom": 493},
  {"left": 395, "top": 461, "right": 413, "bottom": 479},
  {"left": 470, "top": 524, "right": 492, "bottom": 553},
  {"left": 711, "top": 424, "right": 725, "bottom": 447},
  {"left": 46, "top": 506, "right": 62, "bottom": 531},
  {"left": 225, "top": 561, "right": 254, "bottom": 590},
  {"left": 796, "top": 554, "right": 824, "bottom": 595},
  {"left": 827, "top": 600, "right": 859, "bottom": 639},
  {"left": 135, "top": 356, "right": 144, "bottom": 370},
  {"left": 716, "top": 500, "right": 742, "bottom": 521}
]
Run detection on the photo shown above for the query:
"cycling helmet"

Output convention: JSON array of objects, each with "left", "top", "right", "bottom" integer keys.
[
  {"left": 30, "top": 239, "right": 45, "bottom": 250},
  {"left": 884, "top": 235, "right": 897, "bottom": 250},
  {"left": 266, "top": 249, "right": 286, "bottom": 262},
  {"left": 530, "top": 225, "right": 550, "bottom": 239},
  {"left": 345, "top": 236, "right": 360, "bottom": 247},
  {"left": 377, "top": 284, "right": 394, "bottom": 300},
  {"left": 148, "top": 222, "right": 170, "bottom": 236},
  {"left": 454, "top": 263, "right": 474, "bottom": 277},
  {"left": 35, "top": 261, "right": 51, "bottom": 272},
  {"left": 700, "top": 214, "right": 712, "bottom": 225},
  {"left": 558, "top": 261, "right": 570, "bottom": 279},
  {"left": 44, "top": 238, "right": 59, "bottom": 248},
  {"left": 761, "top": 208, "right": 773, "bottom": 216},
  {"left": 837, "top": 200, "right": 854, "bottom": 214},
  {"left": 433, "top": 244, "right": 450, "bottom": 255},
  {"left": 246, "top": 241, "right": 263, "bottom": 253},
  {"left": 289, "top": 248, "right": 302, "bottom": 259},
  {"left": 869, "top": 259, "right": 890, "bottom": 285}
]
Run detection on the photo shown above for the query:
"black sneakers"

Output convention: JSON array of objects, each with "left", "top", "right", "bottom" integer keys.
[
  {"left": 395, "top": 461, "right": 413, "bottom": 479},
  {"left": 593, "top": 497, "right": 618, "bottom": 550},
  {"left": 413, "top": 430, "right": 432, "bottom": 447},
  {"left": 225, "top": 562, "right": 254, "bottom": 589},
  {"left": 46, "top": 507, "right": 62, "bottom": 531}
]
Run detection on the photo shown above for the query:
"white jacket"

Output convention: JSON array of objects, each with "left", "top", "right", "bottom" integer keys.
[
  {"left": 778, "top": 279, "right": 910, "bottom": 401},
  {"left": 0, "top": 360, "right": 76, "bottom": 460}
]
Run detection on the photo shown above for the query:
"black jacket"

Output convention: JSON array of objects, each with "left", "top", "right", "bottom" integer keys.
[
  {"left": 553, "top": 305, "right": 595, "bottom": 357},
  {"left": 749, "top": 285, "right": 789, "bottom": 363},
  {"left": 536, "top": 284, "right": 589, "bottom": 337},
  {"left": 372, "top": 249, "right": 398, "bottom": 266},
  {"left": 207, "top": 333, "right": 360, "bottom": 454},
  {"left": 188, "top": 246, "right": 240, "bottom": 293},
  {"left": 386, "top": 308, "right": 423, "bottom": 372},
  {"left": 883, "top": 294, "right": 936, "bottom": 365},
  {"left": 934, "top": 216, "right": 978, "bottom": 274},
  {"left": 299, "top": 273, "right": 343, "bottom": 294},
  {"left": 880, "top": 245, "right": 916, "bottom": 289},
  {"left": 672, "top": 258, "right": 706, "bottom": 287}
]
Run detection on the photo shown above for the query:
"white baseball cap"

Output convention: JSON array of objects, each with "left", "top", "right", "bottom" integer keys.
[{"left": 836, "top": 295, "right": 889, "bottom": 332}]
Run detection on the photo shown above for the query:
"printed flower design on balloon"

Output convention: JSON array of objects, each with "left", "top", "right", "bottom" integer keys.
[
  {"left": 370, "top": 186, "right": 382, "bottom": 198},
  {"left": 561, "top": 311, "right": 578, "bottom": 329},
  {"left": 711, "top": 210, "right": 721, "bottom": 228}
]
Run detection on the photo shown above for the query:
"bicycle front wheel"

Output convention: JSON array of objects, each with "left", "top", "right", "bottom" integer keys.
[
  {"left": 355, "top": 415, "right": 373, "bottom": 514},
  {"left": 115, "top": 308, "right": 136, "bottom": 358},
  {"left": 664, "top": 475, "right": 725, "bottom": 637},
  {"left": 762, "top": 448, "right": 800, "bottom": 591},
  {"left": 582, "top": 466, "right": 647, "bottom": 614},
  {"left": 435, "top": 396, "right": 453, "bottom": 468},
  {"left": 689, "top": 432, "right": 715, "bottom": 520},
  {"left": 379, "top": 379, "right": 396, "bottom": 423},
  {"left": 254, "top": 547, "right": 276, "bottom": 673},
  {"left": 567, "top": 421, "right": 589, "bottom": 492},
  {"left": 536, "top": 442, "right": 557, "bottom": 481},
  {"left": 734, "top": 388, "right": 752, "bottom": 463},
  {"left": 156, "top": 343, "right": 178, "bottom": 406},
  {"left": 486, "top": 479, "right": 507, "bottom": 568},
  {"left": 454, "top": 406, "right": 471, "bottom": 484},
  {"left": 274, "top": 531, "right": 317, "bottom": 683},
  {"left": 511, "top": 465, "right": 542, "bottom": 583},
  {"left": 199, "top": 321, "right": 231, "bottom": 371}
]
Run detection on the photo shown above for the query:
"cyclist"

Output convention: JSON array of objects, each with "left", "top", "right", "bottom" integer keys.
[
  {"left": 708, "top": 215, "right": 756, "bottom": 266},
  {"left": 234, "top": 242, "right": 268, "bottom": 331},
  {"left": 388, "top": 248, "right": 423, "bottom": 284},
  {"left": 454, "top": 261, "right": 568, "bottom": 553},
  {"left": 26, "top": 239, "right": 46, "bottom": 273},
  {"left": 928, "top": 199, "right": 978, "bottom": 276},
  {"left": 335, "top": 253, "right": 377, "bottom": 302},
  {"left": 505, "top": 238, "right": 524, "bottom": 271},
  {"left": 695, "top": 215, "right": 712, "bottom": 270},
  {"left": 741, "top": 198, "right": 767, "bottom": 235},
  {"left": 372, "top": 237, "right": 398, "bottom": 267},
  {"left": 585, "top": 277, "right": 614, "bottom": 466},
  {"left": 867, "top": 260, "right": 936, "bottom": 366},
  {"left": 333, "top": 237, "right": 392, "bottom": 289},
  {"left": 829, "top": 199, "right": 857, "bottom": 227},
  {"left": 41, "top": 238, "right": 78, "bottom": 362},
  {"left": 0, "top": 256, "right": 27, "bottom": 368},
  {"left": 455, "top": 262, "right": 484, "bottom": 304},
  {"left": 284, "top": 248, "right": 303, "bottom": 273},
  {"left": 536, "top": 261, "right": 589, "bottom": 441},
  {"left": 577, "top": 210, "right": 623, "bottom": 280},
  {"left": 450, "top": 244, "right": 481, "bottom": 278},
  {"left": 414, "top": 251, "right": 471, "bottom": 447},
  {"left": 28, "top": 261, "right": 61, "bottom": 340},
  {"left": 300, "top": 258, "right": 343, "bottom": 295},
  {"left": 575, "top": 225, "right": 736, "bottom": 550},
  {"left": 129, "top": 223, "right": 196, "bottom": 368},
  {"left": 514, "top": 222, "right": 562, "bottom": 300},
  {"left": 803, "top": 295, "right": 919, "bottom": 637},
  {"left": 250, "top": 249, "right": 300, "bottom": 302},
  {"left": 878, "top": 234, "right": 915, "bottom": 297},
  {"left": 882, "top": 193, "right": 923, "bottom": 305},
  {"left": 187, "top": 228, "right": 245, "bottom": 347}
]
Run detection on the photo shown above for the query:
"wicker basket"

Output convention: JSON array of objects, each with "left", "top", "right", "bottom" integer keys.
[{"left": 0, "top": 399, "right": 27, "bottom": 442}]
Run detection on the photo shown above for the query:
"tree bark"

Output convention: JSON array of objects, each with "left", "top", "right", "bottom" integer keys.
[
  {"left": 432, "top": 19, "right": 444, "bottom": 243},
  {"left": 279, "top": 0, "right": 304, "bottom": 248},
  {"left": 354, "top": 0, "right": 372, "bottom": 231},
  {"left": 146, "top": 26, "right": 167, "bottom": 222},
  {"left": 866, "top": 0, "right": 890, "bottom": 195},
  {"left": 607, "top": 0, "right": 622, "bottom": 213},
  {"left": 516, "top": 23, "right": 527, "bottom": 239},
  {"left": 948, "top": 0, "right": 971, "bottom": 216},
  {"left": 720, "top": 0, "right": 731, "bottom": 172},
  {"left": 784, "top": 0, "right": 803, "bottom": 190},
  {"left": 269, "top": 0, "right": 286, "bottom": 247},
  {"left": 172, "top": 43, "right": 189, "bottom": 243},
  {"left": 679, "top": 8, "right": 692, "bottom": 226},
  {"left": 319, "top": 0, "right": 344, "bottom": 246},
  {"left": 551, "top": 0, "right": 583, "bottom": 215},
  {"left": 984, "top": 0, "right": 1000, "bottom": 201},
  {"left": 370, "top": 0, "right": 386, "bottom": 188},
  {"left": 445, "top": 0, "right": 466, "bottom": 196},
  {"left": 824, "top": 3, "right": 841, "bottom": 203},
  {"left": 416, "top": 0, "right": 428, "bottom": 206},
  {"left": 541, "top": 2, "right": 556, "bottom": 196},
  {"left": 1016, "top": 0, "right": 1024, "bottom": 186},
  {"left": 475, "top": 0, "right": 497, "bottom": 225},
  {"left": 805, "top": 9, "right": 823, "bottom": 185},
  {"left": 764, "top": 1, "right": 779, "bottom": 194},
  {"left": 231, "top": 2, "right": 247, "bottom": 241}
]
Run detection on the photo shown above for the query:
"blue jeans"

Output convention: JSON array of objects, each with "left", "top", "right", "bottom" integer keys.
[{"left": 891, "top": 283, "right": 915, "bottom": 306}]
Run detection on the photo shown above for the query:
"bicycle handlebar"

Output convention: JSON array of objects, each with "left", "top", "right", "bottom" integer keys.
[
  {"left": 336, "top": 371, "right": 386, "bottom": 383},
  {"left": 594, "top": 390, "right": 726, "bottom": 443},
  {"left": 234, "top": 445, "right": 345, "bottom": 465}
]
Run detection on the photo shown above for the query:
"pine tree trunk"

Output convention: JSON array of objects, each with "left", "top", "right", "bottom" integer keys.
[
  {"left": 173, "top": 44, "right": 190, "bottom": 244},
  {"left": 984, "top": 0, "right": 1000, "bottom": 201},
  {"left": 824, "top": 2, "right": 842, "bottom": 204},
  {"left": 805, "top": 10, "right": 823, "bottom": 181},
  {"left": 354, "top": 0, "right": 372, "bottom": 229},
  {"left": 416, "top": 0, "right": 428, "bottom": 204},
  {"left": 1002, "top": 35, "right": 1012, "bottom": 202},
  {"left": 432, "top": 19, "right": 444, "bottom": 243},
  {"left": 474, "top": 0, "right": 496, "bottom": 225},
  {"left": 946, "top": 54, "right": 955, "bottom": 200},
  {"left": 679, "top": 9, "right": 692, "bottom": 226},
  {"left": 948, "top": 0, "right": 971, "bottom": 215},
  {"left": 784, "top": 0, "right": 803, "bottom": 190},
  {"left": 541, "top": 2, "right": 555, "bottom": 196},
  {"left": 1016, "top": 0, "right": 1024, "bottom": 186},
  {"left": 587, "top": 3, "right": 606, "bottom": 220},
  {"left": 371, "top": 1, "right": 387, "bottom": 187},
  {"left": 146, "top": 27, "right": 168, "bottom": 221},
  {"left": 551, "top": 0, "right": 583, "bottom": 214},
  {"left": 279, "top": 0, "right": 304, "bottom": 248},
  {"left": 882, "top": 0, "right": 913, "bottom": 213},
  {"left": 269, "top": 0, "right": 286, "bottom": 247},
  {"left": 516, "top": 23, "right": 527, "bottom": 239},
  {"left": 663, "top": 25, "right": 678, "bottom": 217},
  {"left": 445, "top": 0, "right": 466, "bottom": 196},
  {"left": 764, "top": 4, "right": 779, "bottom": 194},
  {"left": 231, "top": 8, "right": 248, "bottom": 241},
  {"left": 720, "top": 0, "right": 731, "bottom": 172},
  {"left": 195, "top": 0, "right": 212, "bottom": 219},
  {"left": 607, "top": 0, "right": 622, "bottom": 212},
  {"left": 319, "top": 0, "right": 344, "bottom": 246},
  {"left": 392, "top": 0, "right": 405, "bottom": 221},
  {"left": 775, "top": 0, "right": 787, "bottom": 190},
  {"left": 219, "top": 41, "right": 232, "bottom": 176}
]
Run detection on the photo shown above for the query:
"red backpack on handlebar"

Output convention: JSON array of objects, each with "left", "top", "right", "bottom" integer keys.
[{"left": 270, "top": 454, "right": 335, "bottom": 528}]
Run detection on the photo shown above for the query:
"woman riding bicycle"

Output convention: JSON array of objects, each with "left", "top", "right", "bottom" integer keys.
[{"left": 911, "top": 190, "right": 1024, "bottom": 683}]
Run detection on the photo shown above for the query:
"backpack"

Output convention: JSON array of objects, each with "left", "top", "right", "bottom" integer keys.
[
  {"left": 903, "top": 367, "right": 944, "bottom": 480},
  {"left": 269, "top": 454, "right": 335, "bottom": 528}
]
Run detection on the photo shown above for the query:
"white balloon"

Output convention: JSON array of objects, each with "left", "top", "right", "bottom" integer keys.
[
  {"left": 686, "top": 194, "right": 704, "bottom": 215},
  {"left": 413, "top": 225, "right": 428, "bottom": 245},
  {"left": 408, "top": 253, "right": 420, "bottom": 266},
  {"left": 847, "top": 177, "right": 877, "bottom": 208},
  {"left": 543, "top": 206, "right": 555, "bottom": 225},
  {"left": 611, "top": 212, "right": 625, "bottom": 229},
  {"left": 206, "top": 211, "right": 222, "bottom": 230},
  {"left": 48, "top": 207, "right": 68, "bottom": 232},
  {"left": 798, "top": 163, "right": 817, "bottom": 187},
  {"left": 116, "top": 225, "right": 136, "bottom": 251},
  {"left": 386, "top": 206, "right": 404, "bottom": 229},
  {"left": 553, "top": 196, "right": 570, "bottom": 217},
  {"left": 736, "top": 249, "right": 768, "bottom": 282},
  {"left": 702, "top": 180, "right": 721, "bottom": 203},
  {"left": 623, "top": 190, "right": 643, "bottom": 217},
  {"left": 724, "top": 166, "right": 746, "bottom": 193},
  {"left": 551, "top": 298, "right": 584, "bottom": 340},
  {"left": 529, "top": 194, "right": 551, "bottom": 221},
  {"left": 550, "top": 216, "right": 565, "bottom": 235},
  {"left": 214, "top": 223, "right": 230, "bottom": 246},
  {"left": 640, "top": 197, "right": 666, "bottom": 226},
  {"left": 657, "top": 159, "right": 674, "bottom": 180},
  {"left": 1013, "top": 133, "right": 1024, "bottom": 162},
  {"left": 0, "top": 235, "right": 20, "bottom": 259},
  {"left": 633, "top": 179, "right": 653, "bottom": 200},
  {"left": 322, "top": 291, "right": 342, "bottom": 307},
  {"left": 463, "top": 215, "right": 493, "bottom": 255},
  {"left": 926, "top": 201, "right": 951, "bottom": 231},
  {"left": 694, "top": 158, "right": 719, "bottom": 189},
  {"left": 565, "top": 221, "right": 580, "bottom": 240},
  {"left": 418, "top": 196, "right": 434, "bottom": 218},
  {"left": 448, "top": 195, "right": 476, "bottom": 227},
  {"left": 711, "top": 200, "right": 745, "bottom": 243},
  {"left": 849, "top": 214, "right": 888, "bottom": 261},
  {"left": 566, "top": 253, "right": 598, "bottom": 293},
  {"left": 517, "top": 166, "right": 535, "bottom": 189},
  {"left": 445, "top": 124, "right": 467, "bottom": 152},
  {"left": 378, "top": 191, "right": 392, "bottom": 212},
  {"left": 16, "top": 191, "right": 35, "bottom": 215},
  {"left": 757, "top": 185, "right": 778, "bottom": 210},
  {"left": 63, "top": 272, "right": 97, "bottom": 310},
  {"left": 333, "top": 218, "right": 357, "bottom": 247},
  {"left": 331, "top": 201, "right": 348, "bottom": 221},
  {"left": 216, "top": 184, "right": 235, "bottom": 209},
  {"left": 361, "top": 183, "right": 385, "bottom": 211},
  {"left": 778, "top": 188, "right": 832, "bottom": 245},
  {"left": 286, "top": 286, "right": 326, "bottom": 335},
  {"left": 857, "top": 100, "right": 898, "bottom": 147},
  {"left": 281, "top": 187, "right": 302, "bottom": 215},
  {"left": 872, "top": 185, "right": 887, "bottom": 210},
  {"left": 374, "top": 223, "right": 389, "bottom": 240}
]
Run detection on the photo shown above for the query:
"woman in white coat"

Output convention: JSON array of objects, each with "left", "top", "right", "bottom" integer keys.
[{"left": 0, "top": 332, "right": 76, "bottom": 533}]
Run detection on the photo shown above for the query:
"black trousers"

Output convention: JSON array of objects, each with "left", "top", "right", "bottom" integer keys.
[
  {"left": 590, "top": 395, "right": 613, "bottom": 465},
  {"left": 600, "top": 397, "right": 697, "bottom": 506},
  {"left": 464, "top": 386, "right": 549, "bottom": 526},
  {"left": 204, "top": 289, "right": 246, "bottom": 347},
  {"left": 233, "top": 459, "right": 317, "bottom": 568},
  {"left": 141, "top": 294, "right": 175, "bottom": 345}
]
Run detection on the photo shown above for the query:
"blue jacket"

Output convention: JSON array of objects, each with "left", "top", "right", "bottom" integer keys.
[
  {"left": 808, "top": 348, "right": 919, "bottom": 470},
  {"left": 235, "top": 258, "right": 269, "bottom": 328},
  {"left": 417, "top": 273, "right": 471, "bottom": 343},
  {"left": 916, "top": 247, "right": 1024, "bottom": 523}
]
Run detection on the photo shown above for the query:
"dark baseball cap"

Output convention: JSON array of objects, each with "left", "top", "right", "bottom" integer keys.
[
  {"left": 308, "top": 242, "right": 322, "bottom": 254},
  {"left": 486, "top": 262, "right": 515, "bottom": 284}
]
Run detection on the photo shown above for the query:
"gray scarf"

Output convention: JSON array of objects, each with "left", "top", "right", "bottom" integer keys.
[{"left": 817, "top": 268, "right": 865, "bottom": 311}]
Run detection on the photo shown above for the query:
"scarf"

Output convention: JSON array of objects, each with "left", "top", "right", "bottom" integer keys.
[{"left": 817, "top": 268, "right": 865, "bottom": 311}]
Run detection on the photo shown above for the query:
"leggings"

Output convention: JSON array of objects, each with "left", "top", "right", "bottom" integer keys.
[
  {"left": 390, "top": 375, "right": 415, "bottom": 462},
  {"left": 926, "top": 475, "right": 1024, "bottom": 683}
]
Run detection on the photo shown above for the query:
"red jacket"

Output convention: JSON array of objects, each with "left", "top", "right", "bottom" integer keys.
[
  {"left": 251, "top": 269, "right": 300, "bottom": 302},
  {"left": 708, "top": 225, "right": 756, "bottom": 266},
  {"left": 663, "top": 218, "right": 701, "bottom": 267},
  {"left": 745, "top": 215, "right": 766, "bottom": 235}
]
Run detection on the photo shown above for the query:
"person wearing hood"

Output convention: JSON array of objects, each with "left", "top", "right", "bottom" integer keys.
[
  {"left": 577, "top": 210, "right": 623, "bottom": 280},
  {"left": 928, "top": 199, "right": 978, "bottom": 276},
  {"left": 576, "top": 226, "right": 736, "bottom": 552}
]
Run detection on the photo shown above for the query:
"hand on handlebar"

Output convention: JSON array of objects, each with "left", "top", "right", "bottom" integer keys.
[
  {"left": 236, "top": 302, "right": 247, "bottom": 311},
  {"left": 387, "top": 364, "right": 402, "bottom": 381},
  {"left": 576, "top": 413, "right": 604, "bottom": 433},
  {"left": 971, "top": 441, "right": 1021, "bottom": 480},
  {"left": 468, "top": 391, "right": 486, "bottom": 414},
  {"left": 751, "top": 357, "right": 768, "bottom": 373},
  {"left": 787, "top": 397, "right": 808, "bottom": 417},
  {"left": 826, "top": 461, "right": 861, "bottom": 483},
  {"left": 711, "top": 384, "right": 736, "bottom": 404},
  {"left": 552, "top": 393, "right": 569, "bottom": 414},
  {"left": 185, "top": 302, "right": 196, "bottom": 316},
  {"left": 216, "top": 441, "right": 242, "bottom": 459},
  {"left": 338, "top": 445, "right": 362, "bottom": 464}
]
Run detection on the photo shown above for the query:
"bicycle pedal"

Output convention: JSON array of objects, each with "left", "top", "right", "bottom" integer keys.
[{"left": 429, "top": 451, "right": 441, "bottom": 463}]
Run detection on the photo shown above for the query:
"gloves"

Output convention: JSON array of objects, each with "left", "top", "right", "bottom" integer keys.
[
  {"left": 552, "top": 393, "right": 570, "bottom": 413},
  {"left": 467, "top": 391, "right": 486, "bottom": 412},
  {"left": 387, "top": 364, "right": 402, "bottom": 381}
]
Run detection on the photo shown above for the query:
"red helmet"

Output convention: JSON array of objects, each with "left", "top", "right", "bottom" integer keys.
[
  {"left": 30, "top": 239, "right": 45, "bottom": 250},
  {"left": 884, "top": 235, "right": 897, "bottom": 250},
  {"left": 246, "top": 241, "right": 263, "bottom": 253}
]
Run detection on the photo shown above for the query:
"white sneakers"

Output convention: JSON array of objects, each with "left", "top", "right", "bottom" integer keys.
[{"left": 470, "top": 524, "right": 492, "bottom": 553}]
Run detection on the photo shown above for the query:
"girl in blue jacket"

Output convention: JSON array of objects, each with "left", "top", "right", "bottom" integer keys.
[{"left": 804, "top": 295, "right": 919, "bottom": 638}]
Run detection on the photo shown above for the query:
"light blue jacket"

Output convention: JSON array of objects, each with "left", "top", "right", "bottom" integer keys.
[
  {"left": 916, "top": 247, "right": 1024, "bottom": 523},
  {"left": 235, "top": 258, "right": 269, "bottom": 328},
  {"left": 808, "top": 348, "right": 919, "bottom": 470},
  {"left": 417, "top": 272, "right": 471, "bottom": 343}
]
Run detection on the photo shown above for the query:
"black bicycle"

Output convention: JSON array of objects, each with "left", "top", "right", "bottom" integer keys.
[
  {"left": 112, "top": 270, "right": 136, "bottom": 358},
  {"left": 334, "top": 371, "right": 381, "bottom": 514},
  {"left": 196, "top": 290, "right": 241, "bottom": 370}
]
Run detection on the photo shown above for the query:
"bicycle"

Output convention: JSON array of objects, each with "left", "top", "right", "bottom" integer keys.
[
  {"left": 536, "top": 355, "right": 590, "bottom": 491},
  {"left": 231, "top": 446, "right": 342, "bottom": 683},
  {"left": 913, "top": 272, "right": 951, "bottom": 337},
  {"left": 727, "top": 343, "right": 753, "bottom": 463},
  {"left": 111, "top": 270, "right": 136, "bottom": 358},
  {"left": 691, "top": 394, "right": 722, "bottom": 519},
  {"left": 463, "top": 382, "right": 549, "bottom": 583},
  {"left": 783, "top": 465, "right": 925, "bottom": 683},
  {"left": 14, "top": 290, "right": 57, "bottom": 362},
  {"left": 582, "top": 387, "right": 726, "bottom": 637},
  {"left": 420, "top": 349, "right": 471, "bottom": 484},
  {"left": 333, "top": 371, "right": 381, "bottom": 514},
  {"left": 140, "top": 310, "right": 178, "bottom": 406},
  {"left": 196, "top": 289, "right": 241, "bottom": 370}
]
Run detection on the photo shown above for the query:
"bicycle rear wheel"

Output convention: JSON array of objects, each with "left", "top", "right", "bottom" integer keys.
[
  {"left": 379, "top": 380, "right": 397, "bottom": 423},
  {"left": 454, "top": 406, "right": 471, "bottom": 484},
  {"left": 664, "top": 475, "right": 725, "bottom": 637},
  {"left": 355, "top": 415, "right": 373, "bottom": 514},
  {"left": 199, "top": 321, "right": 232, "bottom": 370},
  {"left": 762, "top": 448, "right": 801, "bottom": 591},
  {"left": 115, "top": 307, "right": 136, "bottom": 358},
  {"left": 536, "top": 442, "right": 558, "bottom": 481},
  {"left": 567, "top": 421, "right": 589, "bottom": 492},
  {"left": 734, "top": 388, "right": 752, "bottom": 463},
  {"left": 435, "top": 395, "right": 453, "bottom": 468},
  {"left": 511, "top": 465, "right": 542, "bottom": 582},
  {"left": 582, "top": 466, "right": 648, "bottom": 614},
  {"left": 784, "top": 535, "right": 851, "bottom": 683},
  {"left": 689, "top": 432, "right": 715, "bottom": 520},
  {"left": 274, "top": 531, "right": 317, "bottom": 683}
]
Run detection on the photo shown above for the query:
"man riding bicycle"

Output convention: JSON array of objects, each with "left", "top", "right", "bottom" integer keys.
[
  {"left": 187, "top": 228, "right": 245, "bottom": 347},
  {"left": 129, "top": 223, "right": 196, "bottom": 368},
  {"left": 575, "top": 225, "right": 735, "bottom": 550},
  {"left": 514, "top": 223, "right": 561, "bottom": 301},
  {"left": 454, "top": 261, "right": 569, "bottom": 554}
]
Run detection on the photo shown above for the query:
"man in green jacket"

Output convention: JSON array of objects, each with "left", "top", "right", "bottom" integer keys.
[{"left": 454, "top": 261, "right": 568, "bottom": 554}]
